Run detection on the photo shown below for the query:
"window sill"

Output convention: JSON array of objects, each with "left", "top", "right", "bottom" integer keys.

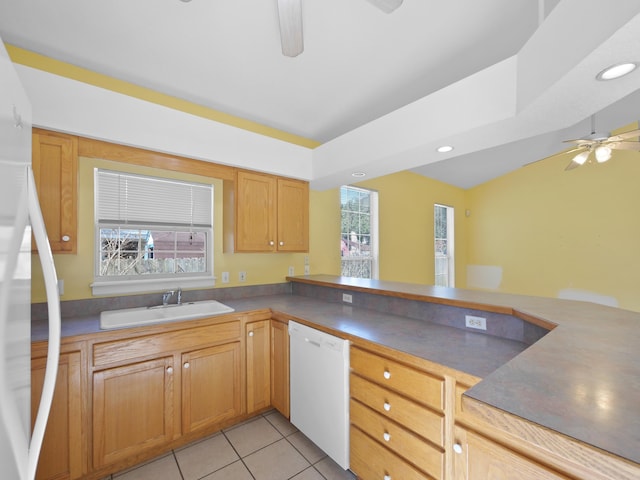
[{"left": 91, "top": 276, "right": 215, "bottom": 296}]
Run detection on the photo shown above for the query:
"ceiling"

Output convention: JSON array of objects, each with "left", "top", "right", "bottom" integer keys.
[{"left": 1, "top": 0, "right": 639, "bottom": 189}]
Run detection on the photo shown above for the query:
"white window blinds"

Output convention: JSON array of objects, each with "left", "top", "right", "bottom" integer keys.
[{"left": 95, "top": 169, "right": 213, "bottom": 228}]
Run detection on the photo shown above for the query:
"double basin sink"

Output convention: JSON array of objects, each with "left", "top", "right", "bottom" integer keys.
[{"left": 100, "top": 300, "right": 235, "bottom": 330}]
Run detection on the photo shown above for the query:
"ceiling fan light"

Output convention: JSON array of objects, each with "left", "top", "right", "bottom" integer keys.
[
  {"left": 595, "top": 145, "right": 612, "bottom": 163},
  {"left": 596, "top": 62, "right": 637, "bottom": 81},
  {"left": 573, "top": 150, "right": 590, "bottom": 165}
]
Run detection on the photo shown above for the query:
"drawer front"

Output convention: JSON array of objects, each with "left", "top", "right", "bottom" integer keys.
[
  {"left": 350, "top": 425, "right": 432, "bottom": 480},
  {"left": 351, "top": 374, "right": 444, "bottom": 446},
  {"left": 93, "top": 321, "right": 241, "bottom": 368},
  {"left": 351, "top": 347, "right": 444, "bottom": 411},
  {"left": 351, "top": 399, "right": 443, "bottom": 480}
]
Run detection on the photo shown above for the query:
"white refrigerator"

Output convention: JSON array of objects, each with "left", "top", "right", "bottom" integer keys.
[{"left": 0, "top": 38, "right": 61, "bottom": 480}]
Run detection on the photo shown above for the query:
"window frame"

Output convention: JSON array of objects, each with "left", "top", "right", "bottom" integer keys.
[
  {"left": 434, "top": 203, "right": 455, "bottom": 287},
  {"left": 91, "top": 169, "right": 215, "bottom": 296},
  {"left": 340, "top": 185, "right": 379, "bottom": 280}
]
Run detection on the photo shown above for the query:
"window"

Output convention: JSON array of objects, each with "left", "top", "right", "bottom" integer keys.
[
  {"left": 92, "top": 169, "right": 214, "bottom": 295},
  {"left": 434, "top": 204, "right": 454, "bottom": 287},
  {"left": 340, "top": 186, "right": 378, "bottom": 279}
]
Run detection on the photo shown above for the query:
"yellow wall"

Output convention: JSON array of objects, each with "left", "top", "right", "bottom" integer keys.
[
  {"left": 31, "top": 157, "right": 308, "bottom": 302},
  {"left": 466, "top": 124, "right": 640, "bottom": 312}
]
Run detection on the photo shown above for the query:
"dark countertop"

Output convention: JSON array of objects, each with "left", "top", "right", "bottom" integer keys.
[
  {"left": 289, "top": 275, "right": 640, "bottom": 466},
  {"left": 33, "top": 274, "right": 640, "bottom": 466}
]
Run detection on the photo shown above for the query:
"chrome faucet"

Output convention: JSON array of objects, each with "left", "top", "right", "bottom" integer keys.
[{"left": 162, "top": 290, "right": 175, "bottom": 306}]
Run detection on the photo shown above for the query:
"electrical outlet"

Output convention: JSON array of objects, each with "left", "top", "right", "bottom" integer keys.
[
  {"left": 342, "top": 293, "right": 353, "bottom": 304},
  {"left": 239, "top": 271, "right": 246, "bottom": 282},
  {"left": 304, "top": 255, "right": 309, "bottom": 265},
  {"left": 465, "top": 315, "right": 487, "bottom": 330},
  {"left": 304, "top": 265, "right": 310, "bottom": 275},
  {"left": 288, "top": 266, "right": 295, "bottom": 276},
  {"left": 221, "top": 272, "right": 229, "bottom": 283}
]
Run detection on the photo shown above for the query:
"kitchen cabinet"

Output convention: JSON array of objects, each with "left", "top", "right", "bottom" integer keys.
[
  {"left": 349, "top": 346, "right": 445, "bottom": 480},
  {"left": 91, "top": 319, "right": 242, "bottom": 470},
  {"left": 228, "top": 170, "right": 309, "bottom": 252},
  {"left": 31, "top": 342, "right": 85, "bottom": 480},
  {"left": 270, "top": 318, "right": 289, "bottom": 417},
  {"left": 452, "top": 425, "right": 570, "bottom": 480},
  {"left": 245, "top": 318, "right": 271, "bottom": 413},
  {"left": 32, "top": 128, "right": 78, "bottom": 254}
]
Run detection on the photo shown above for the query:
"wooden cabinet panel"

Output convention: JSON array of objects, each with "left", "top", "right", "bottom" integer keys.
[
  {"left": 351, "top": 399, "right": 444, "bottom": 480},
  {"left": 351, "top": 374, "right": 444, "bottom": 447},
  {"left": 246, "top": 320, "right": 271, "bottom": 413},
  {"left": 93, "top": 357, "right": 175, "bottom": 468},
  {"left": 453, "top": 426, "right": 571, "bottom": 480},
  {"left": 32, "top": 129, "right": 77, "bottom": 253},
  {"left": 276, "top": 178, "right": 309, "bottom": 252},
  {"left": 31, "top": 350, "right": 83, "bottom": 480},
  {"left": 230, "top": 170, "right": 309, "bottom": 252},
  {"left": 350, "top": 426, "right": 430, "bottom": 480},
  {"left": 182, "top": 342, "right": 242, "bottom": 433},
  {"left": 270, "top": 319, "right": 290, "bottom": 418},
  {"left": 351, "top": 346, "right": 444, "bottom": 411}
]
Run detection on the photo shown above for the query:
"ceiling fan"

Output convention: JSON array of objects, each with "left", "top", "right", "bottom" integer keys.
[
  {"left": 561, "top": 115, "right": 640, "bottom": 170},
  {"left": 277, "top": 0, "right": 403, "bottom": 57}
]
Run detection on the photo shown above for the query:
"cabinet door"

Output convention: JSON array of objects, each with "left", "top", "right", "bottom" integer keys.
[
  {"left": 182, "top": 342, "right": 242, "bottom": 434},
  {"left": 235, "top": 171, "right": 276, "bottom": 252},
  {"left": 93, "top": 357, "right": 175, "bottom": 468},
  {"left": 32, "top": 129, "right": 77, "bottom": 253},
  {"left": 270, "top": 319, "right": 290, "bottom": 418},
  {"left": 246, "top": 320, "right": 271, "bottom": 413},
  {"left": 276, "top": 178, "right": 309, "bottom": 252},
  {"left": 453, "top": 425, "right": 570, "bottom": 480},
  {"left": 31, "top": 351, "right": 83, "bottom": 480}
]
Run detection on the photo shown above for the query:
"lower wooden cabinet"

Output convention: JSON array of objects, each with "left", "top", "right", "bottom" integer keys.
[
  {"left": 31, "top": 345, "right": 84, "bottom": 480},
  {"left": 92, "top": 356, "right": 175, "bottom": 468},
  {"left": 270, "top": 318, "right": 289, "bottom": 418},
  {"left": 246, "top": 319, "right": 271, "bottom": 413},
  {"left": 182, "top": 342, "right": 242, "bottom": 433},
  {"left": 452, "top": 425, "right": 571, "bottom": 480}
]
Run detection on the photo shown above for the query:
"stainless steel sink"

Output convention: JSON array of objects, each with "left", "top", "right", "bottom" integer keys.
[{"left": 100, "top": 300, "right": 235, "bottom": 330}]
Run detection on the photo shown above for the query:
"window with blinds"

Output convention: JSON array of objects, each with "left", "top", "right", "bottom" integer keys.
[{"left": 93, "top": 169, "right": 214, "bottom": 293}]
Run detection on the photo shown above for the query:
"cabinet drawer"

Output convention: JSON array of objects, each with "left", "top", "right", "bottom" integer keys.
[
  {"left": 93, "top": 320, "right": 241, "bottom": 368},
  {"left": 351, "top": 374, "right": 444, "bottom": 447},
  {"left": 351, "top": 347, "right": 444, "bottom": 411},
  {"left": 350, "top": 425, "right": 431, "bottom": 480},
  {"left": 351, "top": 399, "right": 443, "bottom": 480}
]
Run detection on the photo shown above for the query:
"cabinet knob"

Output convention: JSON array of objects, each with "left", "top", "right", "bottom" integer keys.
[
  {"left": 62, "top": 235, "right": 70, "bottom": 242},
  {"left": 269, "top": 241, "right": 275, "bottom": 246},
  {"left": 453, "top": 443, "right": 463, "bottom": 454},
  {"left": 166, "top": 366, "right": 173, "bottom": 374},
  {"left": 383, "top": 402, "right": 391, "bottom": 412},
  {"left": 279, "top": 241, "right": 284, "bottom": 246},
  {"left": 248, "top": 331, "right": 254, "bottom": 337},
  {"left": 383, "top": 370, "right": 391, "bottom": 380},
  {"left": 183, "top": 362, "right": 190, "bottom": 369},
  {"left": 383, "top": 432, "right": 391, "bottom": 442}
]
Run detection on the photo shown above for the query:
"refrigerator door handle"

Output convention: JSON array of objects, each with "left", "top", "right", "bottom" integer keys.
[{"left": 26, "top": 166, "right": 61, "bottom": 480}]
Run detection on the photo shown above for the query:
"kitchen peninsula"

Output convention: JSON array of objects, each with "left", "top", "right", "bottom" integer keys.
[{"left": 31, "top": 275, "right": 639, "bottom": 480}]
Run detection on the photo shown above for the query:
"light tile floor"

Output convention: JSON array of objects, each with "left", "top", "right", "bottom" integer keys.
[{"left": 105, "top": 410, "right": 356, "bottom": 480}]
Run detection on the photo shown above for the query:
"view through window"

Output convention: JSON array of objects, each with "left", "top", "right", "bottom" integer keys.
[
  {"left": 434, "top": 204, "right": 454, "bottom": 287},
  {"left": 340, "top": 186, "right": 378, "bottom": 279}
]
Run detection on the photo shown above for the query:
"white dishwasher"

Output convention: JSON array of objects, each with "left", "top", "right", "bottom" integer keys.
[{"left": 289, "top": 321, "right": 350, "bottom": 469}]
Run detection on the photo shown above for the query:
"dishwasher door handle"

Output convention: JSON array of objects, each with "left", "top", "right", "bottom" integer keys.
[{"left": 305, "top": 337, "right": 322, "bottom": 347}]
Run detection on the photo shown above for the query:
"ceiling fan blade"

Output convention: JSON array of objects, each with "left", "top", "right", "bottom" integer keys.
[
  {"left": 609, "top": 141, "right": 640, "bottom": 151},
  {"left": 607, "top": 128, "right": 640, "bottom": 142},
  {"left": 563, "top": 138, "right": 594, "bottom": 145},
  {"left": 523, "top": 146, "right": 583, "bottom": 167},
  {"left": 277, "top": 0, "right": 303, "bottom": 57},
  {"left": 366, "top": 0, "right": 404, "bottom": 13}
]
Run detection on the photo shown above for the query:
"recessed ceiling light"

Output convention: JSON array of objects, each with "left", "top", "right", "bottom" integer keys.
[
  {"left": 436, "top": 145, "right": 454, "bottom": 153},
  {"left": 596, "top": 62, "right": 637, "bottom": 81},
  {"left": 351, "top": 172, "right": 366, "bottom": 178}
]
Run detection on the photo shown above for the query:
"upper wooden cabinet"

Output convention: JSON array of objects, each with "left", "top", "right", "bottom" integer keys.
[
  {"left": 226, "top": 170, "right": 309, "bottom": 252},
  {"left": 32, "top": 129, "right": 78, "bottom": 254}
]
